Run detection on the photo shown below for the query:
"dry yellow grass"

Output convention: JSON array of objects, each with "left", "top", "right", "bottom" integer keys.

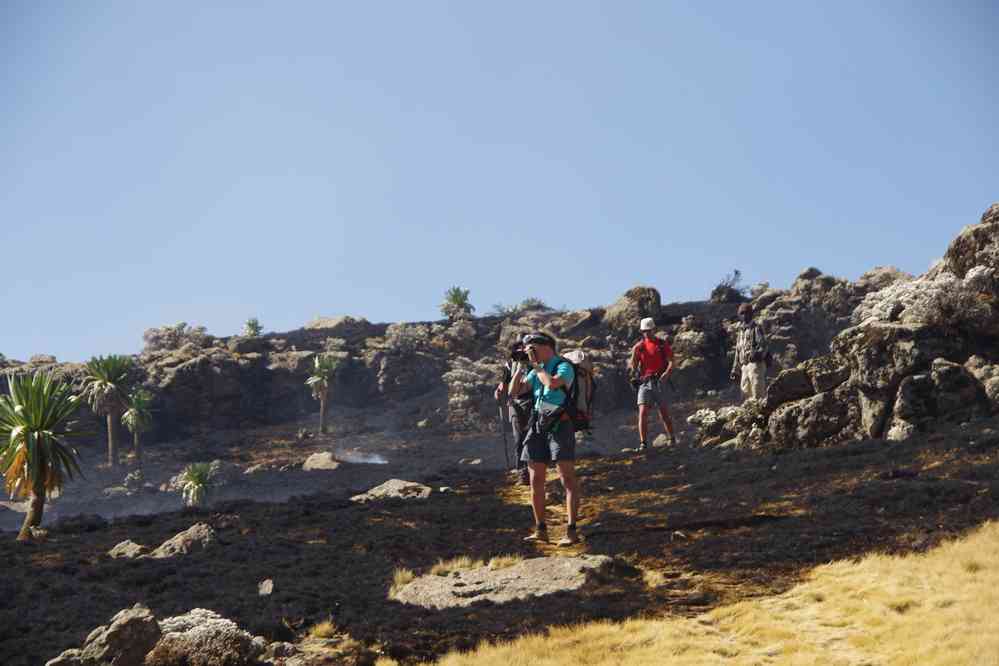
[
  {"left": 380, "top": 521, "right": 999, "bottom": 665},
  {"left": 307, "top": 618, "right": 338, "bottom": 639},
  {"left": 487, "top": 554, "right": 524, "bottom": 570},
  {"left": 388, "top": 567, "right": 416, "bottom": 598},
  {"left": 429, "top": 555, "right": 485, "bottom": 576}
]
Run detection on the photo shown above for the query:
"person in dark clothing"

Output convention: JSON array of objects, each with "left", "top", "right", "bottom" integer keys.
[{"left": 495, "top": 341, "right": 533, "bottom": 485}]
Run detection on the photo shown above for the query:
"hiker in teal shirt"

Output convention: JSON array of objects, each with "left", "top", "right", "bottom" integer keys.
[
  {"left": 509, "top": 332, "right": 580, "bottom": 547},
  {"left": 523, "top": 354, "right": 575, "bottom": 413}
]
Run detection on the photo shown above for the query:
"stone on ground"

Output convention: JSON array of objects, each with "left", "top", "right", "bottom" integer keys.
[
  {"left": 108, "top": 539, "right": 150, "bottom": 560},
  {"left": 393, "top": 555, "right": 613, "bottom": 609},
  {"left": 350, "top": 479, "right": 432, "bottom": 503},
  {"left": 148, "top": 523, "right": 217, "bottom": 559},
  {"left": 302, "top": 451, "right": 341, "bottom": 471}
]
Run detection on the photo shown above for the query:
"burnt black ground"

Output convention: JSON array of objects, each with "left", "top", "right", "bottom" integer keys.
[{"left": 4, "top": 414, "right": 998, "bottom": 665}]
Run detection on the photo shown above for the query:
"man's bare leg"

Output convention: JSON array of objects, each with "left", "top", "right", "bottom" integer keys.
[
  {"left": 556, "top": 461, "right": 579, "bottom": 525},
  {"left": 638, "top": 404, "right": 651, "bottom": 449},
  {"left": 529, "top": 462, "right": 548, "bottom": 526},
  {"left": 658, "top": 404, "right": 675, "bottom": 440}
]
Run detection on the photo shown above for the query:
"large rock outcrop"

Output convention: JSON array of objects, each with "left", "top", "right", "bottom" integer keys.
[
  {"left": 709, "top": 203, "right": 999, "bottom": 450},
  {"left": 748, "top": 266, "right": 912, "bottom": 369}
]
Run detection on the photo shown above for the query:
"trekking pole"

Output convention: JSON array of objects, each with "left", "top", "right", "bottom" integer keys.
[{"left": 498, "top": 405, "right": 511, "bottom": 470}]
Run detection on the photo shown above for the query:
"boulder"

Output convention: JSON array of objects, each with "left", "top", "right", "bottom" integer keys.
[
  {"left": 604, "top": 286, "right": 662, "bottom": 333},
  {"left": 302, "top": 452, "right": 341, "bottom": 471},
  {"left": 226, "top": 336, "right": 269, "bottom": 354},
  {"left": 46, "top": 604, "right": 161, "bottom": 666},
  {"left": 885, "top": 358, "right": 992, "bottom": 440},
  {"left": 350, "top": 479, "right": 432, "bottom": 503},
  {"left": 108, "top": 540, "right": 150, "bottom": 560},
  {"left": 146, "top": 609, "right": 264, "bottom": 666},
  {"left": 148, "top": 523, "right": 217, "bottom": 560},
  {"left": 940, "top": 203, "right": 999, "bottom": 279},
  {"left": 393, "top": 555, "right": 614, "bottom": 609},
  {"left": 767, "top": 385, "right": 861, "bottom": 449},
  {"left": 965, "top": 355, "right": 999, "bottom": 406}
]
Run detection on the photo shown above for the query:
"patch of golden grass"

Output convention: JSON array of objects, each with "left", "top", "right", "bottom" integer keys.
[
  {"left": 381, "top": 521, "right": 999, "bottom": 665},
  {"left": 487, "top": 554, "right": 524, "bottom": 571},
  {"left": 307, "top": 618, "right": 338, "bottom": 639},
  {"left": 388, "top": 567, "right": 416, "bottom": 598},
  {"left": 429, "top": 555, "right": 485, "bottom": 576}
]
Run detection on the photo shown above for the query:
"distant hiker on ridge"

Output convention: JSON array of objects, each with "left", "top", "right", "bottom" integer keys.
[
  {"left": 629, "top": 317, "right": 677, "bottom": 452},
  {"left": 730, "top": 303, "right": 770, "bottom": 400}
]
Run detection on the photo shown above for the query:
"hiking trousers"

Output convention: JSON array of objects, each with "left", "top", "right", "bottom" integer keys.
[{"left": 740, "top": 361, "right": 767, "bottom": 400}]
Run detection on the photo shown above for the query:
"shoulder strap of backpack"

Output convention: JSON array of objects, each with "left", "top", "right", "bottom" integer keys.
[
  {"left": 657, "top": 338, "right": 670, "bottom": 364},
  {"left": 551, "top": 356, "right": 577, "bottom": 397}
]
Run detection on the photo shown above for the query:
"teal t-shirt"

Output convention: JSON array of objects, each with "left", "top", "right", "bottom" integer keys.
[{"left": 524, "top": 356, "right": 575, "bottom": 409}]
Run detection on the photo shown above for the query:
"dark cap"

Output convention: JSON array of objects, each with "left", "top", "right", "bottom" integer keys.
[
  {"left": 738, "top": 303, "right": 754, "bottom": 316},
  {"left": 522, "top": 332, "right": 556, "bottom": 348}
]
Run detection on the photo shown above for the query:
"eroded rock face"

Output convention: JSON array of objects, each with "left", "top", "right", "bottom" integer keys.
[
  {"left": 941, "top": 203, "right": 999, "bottom": 279},
  {"left": 751, "top": 266, "right": 912, "bottom": 369},
  {"left": 741, "top": 204, "right": 999, "bottom": 450},
  {"left": 604, "top": 286, "right": 662, "bottom": 334}
]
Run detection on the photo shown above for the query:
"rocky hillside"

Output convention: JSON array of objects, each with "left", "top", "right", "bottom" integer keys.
[
  {"left": 695, "top": 203, "right": 999, "bottom": 450},
  {"left": 1, "top": 261, "right": 918, "bottom": 448}
]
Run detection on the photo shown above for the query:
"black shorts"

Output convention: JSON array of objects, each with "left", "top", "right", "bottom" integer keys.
[{"left": 520, "top": 420, "right": 576, "bottom": 464}]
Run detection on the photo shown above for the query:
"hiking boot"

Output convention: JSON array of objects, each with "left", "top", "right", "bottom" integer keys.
[
  {"left": 557, "top": 525, "right": 579, "bottom": 546},
  {"left": 524, "top": 525, "right": 549, "bottom": 543},
  {"left": 637, "top": 441, "right": 648, "bottom": 453}
]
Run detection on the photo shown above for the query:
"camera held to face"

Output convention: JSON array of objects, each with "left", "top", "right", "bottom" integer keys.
[{"left": 510, "top": 343, "right": 529, "bottom": 364}]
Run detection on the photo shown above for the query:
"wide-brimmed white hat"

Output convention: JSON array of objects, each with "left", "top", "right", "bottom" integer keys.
[{"left": 639, "top": 317, "right": 656, "bottom": 331}]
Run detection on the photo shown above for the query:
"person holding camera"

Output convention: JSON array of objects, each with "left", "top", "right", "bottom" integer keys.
[
  {"left": 730, "top": 303, "right": 769, "bottom": 400},
  {"left": 495, "top": 341, "right": 534, "bottom": 486},
  {"left": 509, "top": 332, "right": 580, "bottom": 546},
  {"left": 629, "top": 317, "right": 677, "bottom": 452}
]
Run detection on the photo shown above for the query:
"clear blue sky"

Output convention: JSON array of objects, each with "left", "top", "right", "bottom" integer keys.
[{"left": 3, "top": 1, "right": 996, "bottom": 362}]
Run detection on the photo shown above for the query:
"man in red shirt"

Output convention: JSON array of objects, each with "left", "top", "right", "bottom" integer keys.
[{"left": 629, "top": 317, "right": 677, "bottom": 452}]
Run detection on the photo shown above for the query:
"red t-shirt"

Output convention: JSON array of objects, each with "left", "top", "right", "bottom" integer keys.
[{"left": 635, "top": 338, "right": 673, "bottom": 379}]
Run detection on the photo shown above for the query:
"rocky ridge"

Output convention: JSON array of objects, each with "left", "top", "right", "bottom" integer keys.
[{"left": 693, "top": 204, "right": 999, "bottom": 450}]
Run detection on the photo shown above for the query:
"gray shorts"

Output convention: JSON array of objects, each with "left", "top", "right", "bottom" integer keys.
[
  {"left": 520, "top": 420, "right": 576, "bottom": 464},
  {"left": 637, "top": 378, "right": 665, "bottom": 407}
]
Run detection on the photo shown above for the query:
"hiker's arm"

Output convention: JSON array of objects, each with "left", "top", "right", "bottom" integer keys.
[
  {"left": 660, "top": 357, "right": 674, "bottom": 381},
  {"left": 533, "top": 365, "right": 566, "bottom": 390},
  {"left": 629, "top": 346, "right": 641, "bottom": 374},
  {"left": 509, "top": 368, "right": 531, "bottom": 396}
]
